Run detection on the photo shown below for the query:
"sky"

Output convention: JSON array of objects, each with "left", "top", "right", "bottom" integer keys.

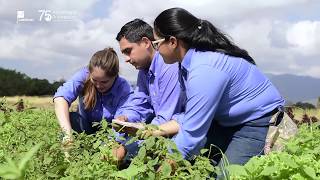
[{"left": 0, "top": 0, "right": 319, "bottom": 83}]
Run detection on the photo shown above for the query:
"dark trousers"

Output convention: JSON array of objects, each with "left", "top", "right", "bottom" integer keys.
[
  {"left": 69, "top": 112, "right": 99, "bottom": 134},
  {"left": 205, "top": 115, "right": 270, "bottom": 166}
]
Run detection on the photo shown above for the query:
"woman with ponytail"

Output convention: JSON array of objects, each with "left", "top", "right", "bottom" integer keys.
[
  {"left": 152, "top": 8, "right": 285, "bottom": 165},
  {"left": 54, "top": 48, "right": 132, "bottom": 140}
]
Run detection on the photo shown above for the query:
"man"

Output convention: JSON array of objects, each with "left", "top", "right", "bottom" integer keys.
[{"left": 113, "top": 19, "right": 181, "bottom": 160}]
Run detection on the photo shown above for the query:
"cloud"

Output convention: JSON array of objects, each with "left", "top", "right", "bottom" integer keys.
[
  {"left": 287, "top": 21, "right": 320, "bottom": 56},
  {"left": 0, "top": 0, "right": 319, "bottom": 82}
]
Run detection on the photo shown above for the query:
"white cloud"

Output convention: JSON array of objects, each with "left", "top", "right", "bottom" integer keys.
[
  {"left": 0, "top": 0, "right": 319, "bottom": 82},
  {"left": 286, "top": 21, "right": 320, "bottom": 56}
]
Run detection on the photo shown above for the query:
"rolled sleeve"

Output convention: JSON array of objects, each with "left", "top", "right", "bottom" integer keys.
[
  {"left": 172, "top": 113, "right": 184, "bottom": 125},
  {"left": 53, "top": 67, "right": 89, "bottom": 106}
]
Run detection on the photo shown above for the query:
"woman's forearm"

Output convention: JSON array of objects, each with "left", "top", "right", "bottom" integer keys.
[{"left": 54, "top": 97, "right": 72, "bottom": 136}]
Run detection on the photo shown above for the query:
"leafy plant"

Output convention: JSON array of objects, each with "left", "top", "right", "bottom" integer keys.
[{"left": 0, "top": 143, "right": 42, "bottom": 179}]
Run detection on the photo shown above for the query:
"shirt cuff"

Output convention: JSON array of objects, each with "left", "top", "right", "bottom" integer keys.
[
  {"left": 117, "top": 111, "right": 142, "bottom": 123},
  {"left": 172, "top": 113, "right": 184, "bottom": 125}
]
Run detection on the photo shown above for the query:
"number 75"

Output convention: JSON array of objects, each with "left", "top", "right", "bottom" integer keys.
[{"left": 38, "top": 10, "right": 52, "bottom": 22}]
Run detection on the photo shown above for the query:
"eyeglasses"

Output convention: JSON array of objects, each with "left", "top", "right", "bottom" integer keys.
[{"left": 152, "top": 38, "right": 165, "bottom": 50}]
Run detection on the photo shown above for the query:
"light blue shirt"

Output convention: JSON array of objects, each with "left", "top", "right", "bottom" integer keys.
[
  {"left": 173, "top": 48, "right": 285, "bottom": 158},
  {"left": 119, "top": 52, "right": 182, "bottom": 125},
  {"left": 54, "top": 67, "right": 133, "bottom": 123}
]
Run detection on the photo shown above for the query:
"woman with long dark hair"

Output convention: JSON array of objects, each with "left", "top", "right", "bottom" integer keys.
[{"left": 152, "top": 7, "right": 285, "bottom": 165}]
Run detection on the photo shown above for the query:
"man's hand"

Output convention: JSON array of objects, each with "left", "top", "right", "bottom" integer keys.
[
  {"left": 112, "top": 144, "right": 127, "bottom": 162},
  {"left": 112, "top": 115, "right": 128, "bottom": 131},
  {"left": 157, "top": 159, "right": 177, "bottom": 175},
  {"left": 112, "top": 115, "right": 141, "bottom": 136},
  {"left": 137, "top": 129, "right": 154, "bottom": 139},
  {"left": 115, "top": 115, "right": 128, "bottom": 122}
]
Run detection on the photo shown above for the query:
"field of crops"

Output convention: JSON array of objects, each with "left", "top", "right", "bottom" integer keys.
[{"left": 1, "top": 97, "right": 320, "bottom": 179}]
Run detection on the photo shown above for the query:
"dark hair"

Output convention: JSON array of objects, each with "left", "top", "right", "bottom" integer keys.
[
  {"left": 83, "top": 47, "right": 119, "bottom": 110},
  {"left": 154, "top": 8, "right": 255, "bottom": 64},
  {"left": 116, "top": 18, "right": 155, "bottom": 43}
]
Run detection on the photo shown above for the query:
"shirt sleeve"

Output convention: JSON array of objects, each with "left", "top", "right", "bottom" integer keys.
[
  {"left": 150, "top": 63, "right": 181, "bottom": 125},
  {"left": 172, "top": 112, "right": 185, "bottom": 125},
  {"left": 114, "top": 79, "right": 135, "bottom": 117},
  {"left": 53, "top": 67, "right": 89, "bottom": 106},
  {"left": 116, "top": 71, "right": 154, "bottom": 123},
  {"left": 173, "top": 65, "right": 230, "bottom": 158}
]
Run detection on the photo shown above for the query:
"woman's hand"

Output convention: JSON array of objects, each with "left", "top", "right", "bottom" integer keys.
[{"left": 61, "top": 134, "right": 74, "bottom": 162}]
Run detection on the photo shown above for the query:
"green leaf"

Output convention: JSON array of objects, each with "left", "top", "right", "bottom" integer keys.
[
  {"left": 279, "top": 155, "right": 298, "bottom": 168},
  {"left": 126, "top": 136, "right": 139, "bottom": 145},
  {"left": 160, "top": 161, "right": 172, "bottom": 177},
  {"left": 259, "top": 166, "right": 277, "bottom": 176},
  {"left": 147, "top": 171, "right": 155, "bottom": 180},
  {"left": 286, "top": 143, "right": 299, "bottom": 153},
  {"left": 93, "top": 141, "right": 101, "bottom": 149},
  {"left": 200, "top": 149, "right": 209, "bottom": 155},
  {"left": 148, "top": 157, "right": 159, "bottom": 167},
  {"left": 226, "top": 164, "right": 247, "bottom": 177},
  {"left": 137, "top": 146, "right": 146, "bottom": 159},
  {"left": 18, "top": 143, "right": 42, "bottom": 172},
  {"left": 111, "top": 165, "right": 147, "bottom": 179},
  {"left": 43, "top": 153, "right": 53, "bottom": 165},
  {"left": 46, "top": 172, "right": 60, "bottom": 178},
  {"left": 0, "top": 171, "right": 20, "bottom": 179},
  {"left": 100, "top": 120, "right": 108, "bottom": 129},
  {"left": 145, "top": 136, "right": 155, "bottom": 150},
  {"left": 0, "top": 164, "right": 20, "bottom": 178},
  {"left": 303, "top": 166, "right": 316, "bottom": 179}
]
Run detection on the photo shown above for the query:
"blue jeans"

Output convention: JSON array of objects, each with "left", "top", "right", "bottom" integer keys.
[{"left": 205, "top": 115, "right": 270, "bottom": 166}]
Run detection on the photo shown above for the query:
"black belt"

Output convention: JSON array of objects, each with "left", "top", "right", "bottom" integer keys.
[{"left": 260, "top": 108, "right": 279, "bottom": 119}]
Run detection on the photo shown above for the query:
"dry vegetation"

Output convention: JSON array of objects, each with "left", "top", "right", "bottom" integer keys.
[
  {"left": 3, "top": 96, "right": 78, "bottom": 111},
  {"left": 2, "top": 96, "right": 320, "bottom": 122}
]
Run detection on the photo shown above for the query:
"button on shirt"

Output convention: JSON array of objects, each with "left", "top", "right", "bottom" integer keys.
[
  {"left": 54, "top": 67, "right": 133, "bottom": 122},
  {"left": 120, "top": 52, "right": 182, "bottom": 125},
  {"left": 173, "top": 48, "right": 285, "bottom": 158}
]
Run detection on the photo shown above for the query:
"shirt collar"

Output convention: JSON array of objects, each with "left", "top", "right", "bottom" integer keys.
[
  {"left": 146, "top": 51, "right": 160, "bottom": 78},
  {"left": 180, "top": 48, "right": 195, "bottom": 72}
]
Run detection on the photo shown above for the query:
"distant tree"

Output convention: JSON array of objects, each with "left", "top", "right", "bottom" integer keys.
[
  {"left": 51, "top": 79, "right": 65, "bottom": 93},
  {"left": 293, "top": 101, "right": 316, "bottom": 109},
  {"left": 0, "top": 67, "right": 64, "bottom": 96},
  {"left": 317, "top": 97, "right": 320, "bottom": 109},
  {"left": 285, "top": 100, "right": 295, "bottom": 106}
]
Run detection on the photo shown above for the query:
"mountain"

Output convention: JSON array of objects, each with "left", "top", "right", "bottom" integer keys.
[{"left": 265, "top": 73, "right": 320, "bottom": 104}]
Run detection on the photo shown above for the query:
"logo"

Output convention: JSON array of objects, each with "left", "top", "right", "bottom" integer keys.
[
  {"left": 16, "top": 10, "right": 78, "bottom": 24},
  {"left": 17, "top": 10, "right": 24, "bottom": 19},
  {"left": 16, "top": 10, "right": 34, "bottom": 23}
]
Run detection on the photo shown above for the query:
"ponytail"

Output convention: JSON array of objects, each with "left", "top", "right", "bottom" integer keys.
[{"left": 154, "top": 8, "right": 255, "bottom": 64}]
